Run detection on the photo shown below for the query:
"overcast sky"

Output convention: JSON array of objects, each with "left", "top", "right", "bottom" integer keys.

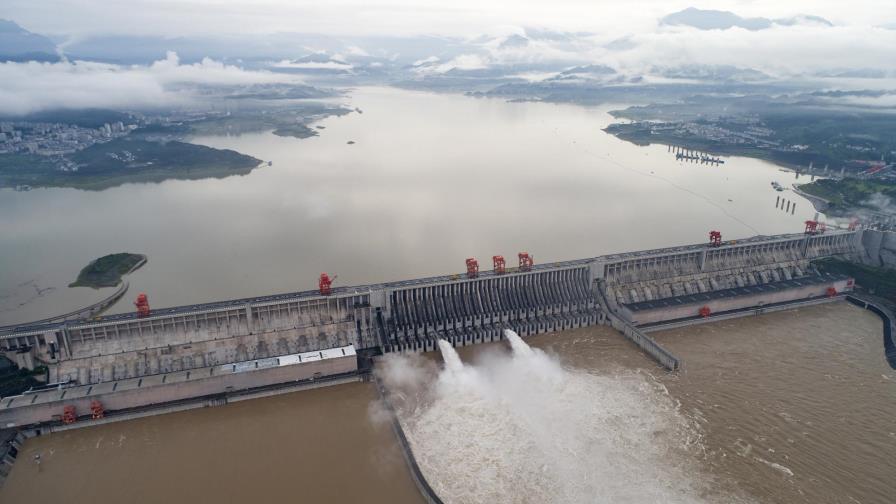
[
  {"left": 4, "top": 0, "right": 896, "bottom": 37},
  {"left": 2, "top": 1, "right": 895, "bottom": 116}
]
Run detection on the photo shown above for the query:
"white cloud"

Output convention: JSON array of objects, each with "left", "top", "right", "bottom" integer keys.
[
  {"left": 432, "top": 54, "right": 489, "bottom": 73},
  {"left": 345, "top": 45, "right": 369, "bottom": 57},
  {"left": 413, "top": 56, "right": 440, "bottom": 66},
  {"left": 598, "top": 25, "right": 896, "bottom": 79},
  {"left": 272, "top": 59, "right": 353, "bottom": 71},
  {"left": 826, "top": 93, "right": 896, "bottom": 107},
  {"left": 0, "top": 52, "right": 301, "bottom": 116}
]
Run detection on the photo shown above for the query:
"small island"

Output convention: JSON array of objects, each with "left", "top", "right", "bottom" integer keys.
[
  {"left": 69, "top": 253, "right": 147, "bottom": 289},
  {"left": 272, "top": 123, "right": 319, "bottom": 139}
]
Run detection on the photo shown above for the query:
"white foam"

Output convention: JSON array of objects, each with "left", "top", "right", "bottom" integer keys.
[
  {"left": 383, "top": 330, "right": 728, "bottom": 504},
  {"left": 503, "top": 329, "right": 534, "bottom": 358},
  {"left": 437, "top": 339, "right": 464, "bottom": 373}
]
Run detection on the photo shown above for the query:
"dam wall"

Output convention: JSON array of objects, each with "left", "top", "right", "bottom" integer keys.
[
  {"left": 381, "top": 264, "right": 602, "bottom": 353},
  {"left": 597, "top": 232, "right": 859, "bottom": 327},
  {"left": 0, "top": 229, "right": 868, "bottom": 395},
  {"left": 0, "top": 345, "right": 357, "bottom": 427},
  {"left": 3, "top": 293, "right": 373, "bottom": 385},
  {"left": 599, "top": 232, "right": 857, "bottom": 308},
  {"left": 622, "top": 275, "right": 854, "bottom": 326},
  {"left": 861, "top": 229, "right": 896, "bottom": 268},
  {"left": 0, "top": 281, "right": 130, "bottom": 335}
]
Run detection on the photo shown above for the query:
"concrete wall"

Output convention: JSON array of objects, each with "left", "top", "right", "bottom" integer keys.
[
  {"left": 52, "top": 318, "right": 358, "bottom": 384},
  {"left": 862, "top": 230, "right": 896, "bottom": 268},
  {"left": 623, "top": 278, "right": 852, "bottom": 325},
  {"left": 1, "top": 353, "right": 357, "bottom": 427}
]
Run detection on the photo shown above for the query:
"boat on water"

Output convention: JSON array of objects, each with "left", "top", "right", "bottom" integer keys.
[{"left": 771, "top": 181, "right": 784, "bottom": 191}]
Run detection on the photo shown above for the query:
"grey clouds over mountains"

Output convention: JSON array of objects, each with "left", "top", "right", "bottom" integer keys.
[
  {"left": 0, "top": 19, "right": 59, "bottom": 62},
  {"left": 660, "top": 7, "right": 833, "bottom": 31},
  {"left": 1, "top": 6, "right": 895, "bottom": 116}
]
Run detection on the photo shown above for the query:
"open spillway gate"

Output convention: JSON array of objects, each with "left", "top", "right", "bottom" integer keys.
[{"left": 379, "top": 265, "right": 604, "bottom": 353}]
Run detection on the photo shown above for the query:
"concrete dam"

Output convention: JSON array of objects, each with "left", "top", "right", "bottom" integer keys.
[{"left": 0, "top": 228, "right": 875, "bottom": 429}]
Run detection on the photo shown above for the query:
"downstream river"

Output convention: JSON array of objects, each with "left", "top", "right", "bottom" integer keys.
[
  {"left": 385, "top": 301, "right": 895, "bottom": 504},
  {"left": 3, "top": 302, "right": 891, "bottom": 503},
  {"left": 0, "top": 382, "right": 423, "bottom": 503},
  {"left": 0, "top": 87, "right": 821, "bottom": 325}
]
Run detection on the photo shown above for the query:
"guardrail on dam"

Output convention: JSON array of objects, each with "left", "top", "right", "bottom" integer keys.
[{"left": 0, "top": 229, "right": 865, "bottom": 391}]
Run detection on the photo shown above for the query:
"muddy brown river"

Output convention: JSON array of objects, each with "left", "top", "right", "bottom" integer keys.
[
  {"left": 524, "top": 301, "right": 896, "bottom": 504},
  {"left": 0, "top": 382, "right": 422, "bottom": 504},
  {"left": 2, "top": 301, "right": 893, "bottom": 503}
]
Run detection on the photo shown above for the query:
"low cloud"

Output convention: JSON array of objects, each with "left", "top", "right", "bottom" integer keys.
[
  {"left": 599, "top": 25, "right": 896, "bottom": 80},
  {"left": 272, "top": 59, "right": 353, "bottom": 71},
  {"left": 406, "top": 21, "right": 896, "bottom": 84},
  {"left": 0, "top": 51, "right": 300, "bottom": 116}
]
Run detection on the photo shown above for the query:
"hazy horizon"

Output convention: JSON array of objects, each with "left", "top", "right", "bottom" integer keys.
[{"left": 4, "top": 0, "right": 896, "bottom": 38}]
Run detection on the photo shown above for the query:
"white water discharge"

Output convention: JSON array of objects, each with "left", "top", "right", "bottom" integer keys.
[
  {"left": 379, "top": 331, "right": 742, "bottom": 504},
  {"left": 437, "top": 339, "right": 465, "bottom": 373}
]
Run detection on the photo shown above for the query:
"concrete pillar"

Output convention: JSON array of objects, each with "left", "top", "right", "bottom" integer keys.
[
  {"left": 861, "top": 229, "right": 884, "bottom": 266},
  {"left": 60, "top": 329, "right": 72, "bottom": 358},
  {"left": 14, "top": 350, "right": 35, "bottom": 370}
]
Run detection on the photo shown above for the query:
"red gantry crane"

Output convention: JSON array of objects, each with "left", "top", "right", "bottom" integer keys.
[
  {"left": 804, "top": 220, "right": 819, "bottom": 235},
  {"left": 134, "top": 293, "right": 151, "bottom": 318},
  {"left": 62, "top": 405, "right": 77, "bottom": 424},
  {"left": 492, "top": 255, "right": 506, "bottom": 275},
  {"left": 518, "top": 252, "right": 534, "bottom": 272},
  {"left": 466, "top": 258, "right": 479, "bottom": 279},
  {"left": 709, "top": 230, "right": 722, "bottom": 247},
  {"left": 90, "top": 400, "right": 105, "bottom": 419},
  {"left": 319, "top": 273, "right": 336, "bottom": 296}
]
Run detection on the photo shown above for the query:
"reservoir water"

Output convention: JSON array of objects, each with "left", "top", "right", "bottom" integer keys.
[{"left": 0, "top": 87, "right": 821, "bottom": 325}]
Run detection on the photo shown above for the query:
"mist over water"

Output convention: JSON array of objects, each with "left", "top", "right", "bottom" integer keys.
[{"left": 380, "top": 330, "right": 739, "bottom": 504}]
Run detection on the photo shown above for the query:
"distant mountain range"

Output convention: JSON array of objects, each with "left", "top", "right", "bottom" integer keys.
[
  {"left": 0, "top": 19, "right": 59, "bottom": 62},
  {"left": 661, "top": 7, "right": 833, "bottom": 31},
  {"left": 0, "top": 10, "right": 890, "bottom": 107}
]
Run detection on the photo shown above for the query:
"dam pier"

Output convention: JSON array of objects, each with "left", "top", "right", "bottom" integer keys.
[{"left": 0, "top": 227, "right": 887, "bottom": 433}]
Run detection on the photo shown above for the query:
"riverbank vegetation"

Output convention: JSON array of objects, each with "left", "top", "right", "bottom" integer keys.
[
  {"left": 798, "top": 179, "right": 896, "bottom": 211},
  {"left": 0, "top": 358, "right": 46, "bottom": 398},
  {"left": 815, "top": 258, "right": 896, "bottom": 301},
  {"left": 69, "top": 253, "right": 146, "bottom": 288}
]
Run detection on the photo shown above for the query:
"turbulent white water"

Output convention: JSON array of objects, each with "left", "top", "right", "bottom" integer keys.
[
  {"left": 437, "top": 339, "right": 465, "bottom": 373},
  {"left": 379, "top": 331, "right": 733, "bottom": 504}
]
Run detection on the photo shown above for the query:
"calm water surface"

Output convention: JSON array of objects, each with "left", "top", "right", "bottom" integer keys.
[{"left": 0, "top": 87, "right": 820, "bottom": 324}]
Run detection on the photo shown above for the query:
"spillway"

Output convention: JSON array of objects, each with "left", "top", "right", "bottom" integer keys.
[{"left": 383, "top": 327, "right": 721, "bottom": 504}]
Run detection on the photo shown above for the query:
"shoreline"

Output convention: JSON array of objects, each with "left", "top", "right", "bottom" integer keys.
[{"left": 790, "top": 183, "right": 830, "bottom": 214}]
